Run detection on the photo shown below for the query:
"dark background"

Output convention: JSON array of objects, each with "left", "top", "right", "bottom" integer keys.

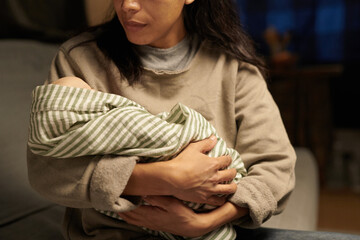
[{"left": 236, "top": 0, "right": 360, "bottom": 129}]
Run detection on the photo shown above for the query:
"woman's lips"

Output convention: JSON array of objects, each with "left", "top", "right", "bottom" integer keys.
[{"left": 123, "top": 21, "right": 147, "bottom": 32}]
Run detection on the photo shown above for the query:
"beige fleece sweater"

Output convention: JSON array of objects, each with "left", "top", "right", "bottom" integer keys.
[{"left": 27, "top": 31, "right": 296, "bottom": 240}]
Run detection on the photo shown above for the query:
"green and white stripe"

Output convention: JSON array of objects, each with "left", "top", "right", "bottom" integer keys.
[{"left": 28, "top": 84, "right": 246, "bottom": 240}]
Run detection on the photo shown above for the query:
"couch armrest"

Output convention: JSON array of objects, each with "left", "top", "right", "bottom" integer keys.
[{"left": 262, "top": 147, "right": 319, "bottom": 231}]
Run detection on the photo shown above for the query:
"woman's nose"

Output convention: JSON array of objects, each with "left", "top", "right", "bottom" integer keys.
[{"left": 121, "top": 0, "right": 141, "bottom": 12}]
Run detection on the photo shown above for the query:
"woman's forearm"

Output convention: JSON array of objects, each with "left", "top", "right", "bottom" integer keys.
[
  {"left": 122, "top": 161, "right": 174, "bottom": 196},
  {"left": 118, "top": 196, "right": 248, "bottom": 238},
  {"left": 122, "top": 138, "right": 239, "bottom": 206},
  {"left": 202, "top": 202, "right": 249, "bottom": 232}
]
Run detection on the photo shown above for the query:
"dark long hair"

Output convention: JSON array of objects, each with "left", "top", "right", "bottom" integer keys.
[{"left": 95, "top": 0, "right": 267, "bottom": 85}]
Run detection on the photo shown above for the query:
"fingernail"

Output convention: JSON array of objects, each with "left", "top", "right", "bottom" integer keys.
[{"left": 210, "top": 135, "right": 216, "bottom": 141}]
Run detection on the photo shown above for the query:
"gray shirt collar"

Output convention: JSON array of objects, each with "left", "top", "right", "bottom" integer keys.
[{"left": 136, "top": 35, "right": 199, "bottom": 72}]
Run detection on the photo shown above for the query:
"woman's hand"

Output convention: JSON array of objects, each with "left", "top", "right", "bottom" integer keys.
[
  {"left": 123, "top": 136, "right": 237, "bottom": 206},
  {"left": 167, "top": 136, "right": 238, "bottom": 206},
  {"left": 118, "top": 196, "right": 212, "bottom": 238},
  {"left": 118, "top": 196, "right": 249, "bottom": 238}
]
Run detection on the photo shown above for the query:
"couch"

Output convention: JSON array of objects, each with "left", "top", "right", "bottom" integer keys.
[{"left": 0, "top": 38, "right": 319, "bottom": 239}]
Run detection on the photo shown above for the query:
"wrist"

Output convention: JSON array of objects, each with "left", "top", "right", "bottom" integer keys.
[
  {"left": 196, "top": 212, "right": 216, "bottom": 235},
  {"left": 206, "top": 202, "right": 249, "bottom": 230},
  {"left": 163, "top": 157, "right": 186, "bottom": 193},
  {"left": 123, "top": 161, "right": 174, "bottom": 196}
]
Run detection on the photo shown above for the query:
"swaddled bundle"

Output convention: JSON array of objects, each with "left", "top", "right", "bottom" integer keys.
[{"left": 28, "top": 84, "right": 247, "bottom": 240}]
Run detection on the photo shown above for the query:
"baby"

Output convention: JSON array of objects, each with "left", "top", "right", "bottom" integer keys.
[{"left": 28, "top": 77, "right": 247, "bottom": 240}]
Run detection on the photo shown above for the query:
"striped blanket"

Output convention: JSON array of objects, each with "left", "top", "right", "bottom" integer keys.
[{"left": 28, "top": 84, "right": 247, "bottom": 240}]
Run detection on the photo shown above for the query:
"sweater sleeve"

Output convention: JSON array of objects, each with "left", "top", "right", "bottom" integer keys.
[
  {"left": 27, "top": 147, "right": 141, "bottom": 211},
  {"left": 228, "top": 63, "right": 296, "bottom": 228},
  {"left": 27, "top": 39, "right": 142, "bottom": 212}
]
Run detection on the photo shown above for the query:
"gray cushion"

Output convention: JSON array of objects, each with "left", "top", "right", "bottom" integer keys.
[
  {"left": 0, "top": 40, "right": 62, "bottom": 232},
  {"left": 263, "top": 147, "right": 319, "bottom": 231}
]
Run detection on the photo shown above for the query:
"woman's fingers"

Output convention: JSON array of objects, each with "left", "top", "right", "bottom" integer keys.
[
  {"left": 202, "top": 182, "right": 237, "bottom": 206},
  {"left": 216, "top": 156, "right": 235, "bottom": 171},
  {"left": 190, "top": 135, "right": 217, "bottom": 154},
  {"left": 211, "top": 182, "right": 238, "bottom": 195},
  {"left": 209, "top": 167, "right": 237, "bottom": 183},
  {"left": 168, "top": 136, "right": 238, "bottom": 204},
  {"left": 204, "top": 195, "right": 227, "bottom": 206},
  {"left": 193, "top": 182, "right": 237, "bottom": 206}
]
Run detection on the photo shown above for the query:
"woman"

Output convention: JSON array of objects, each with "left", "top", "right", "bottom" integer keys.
[{"left": 27, "top": 0, "right": 297, "bottom": 239}]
